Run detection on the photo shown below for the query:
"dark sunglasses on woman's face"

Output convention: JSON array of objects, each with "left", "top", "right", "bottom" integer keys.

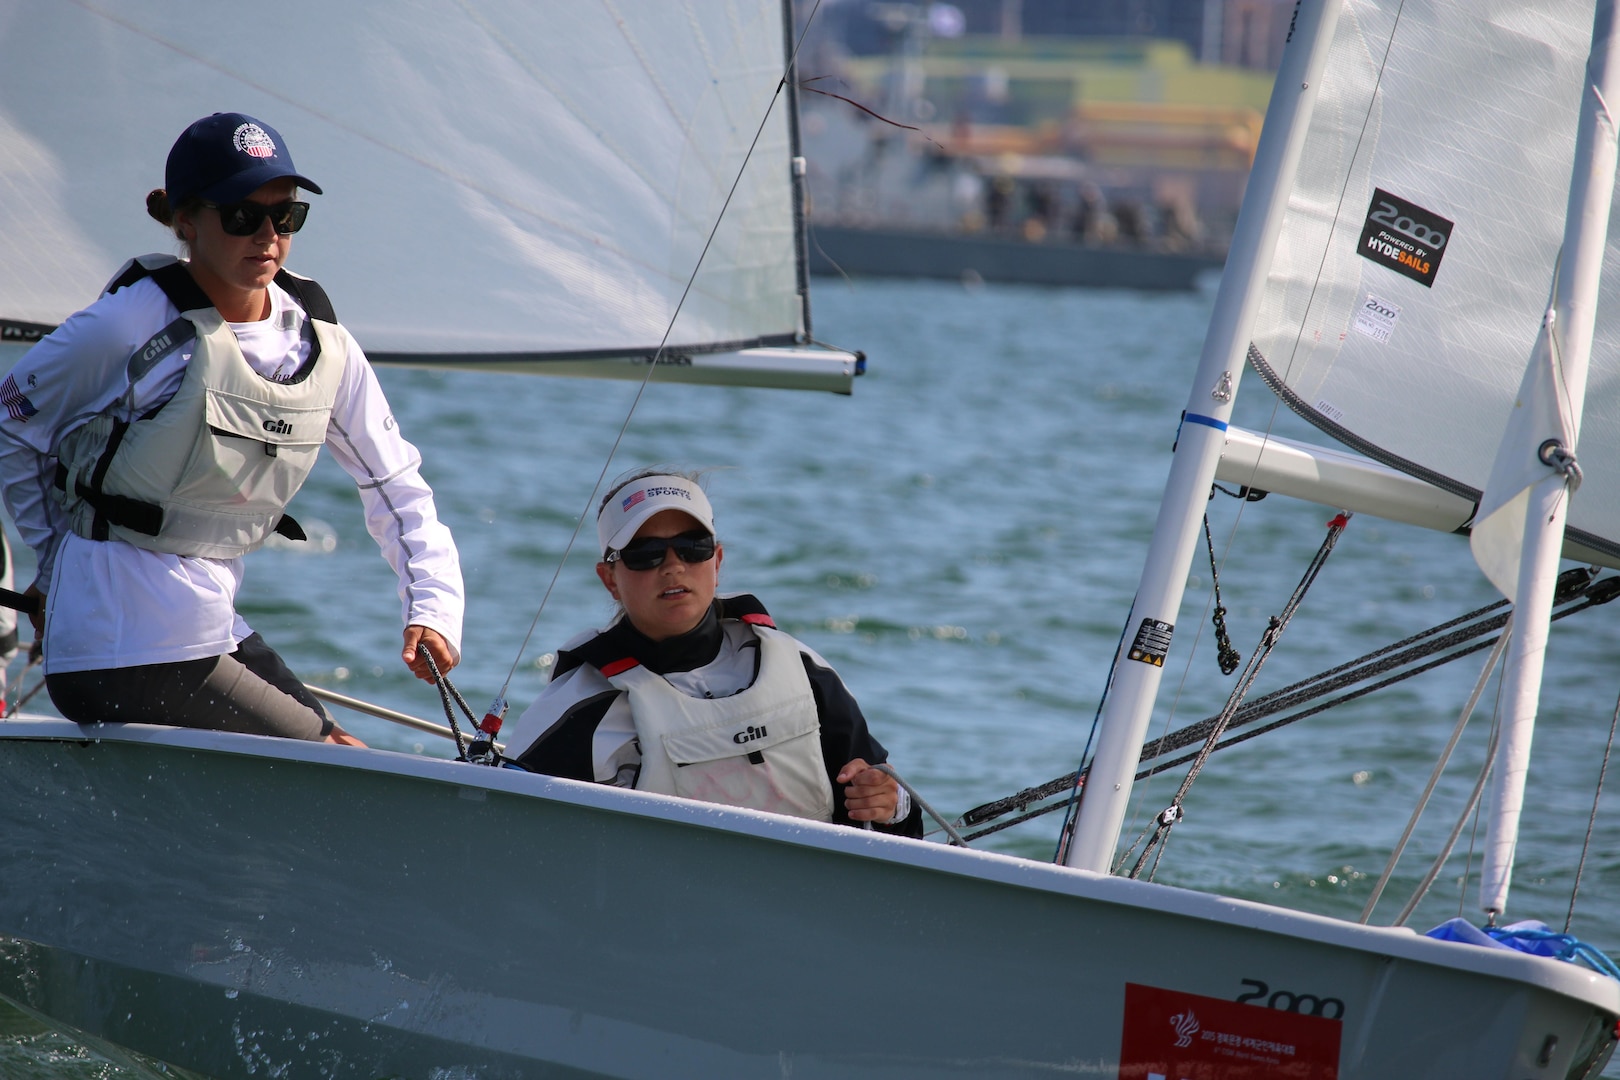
[
  {"left": 607, "top": 529, "right": 716, "bottom": 571},
  {"left": 202, "top": 199, "right": 310, "bottom": 237}
]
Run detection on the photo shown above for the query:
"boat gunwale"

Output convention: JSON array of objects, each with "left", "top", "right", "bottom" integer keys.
[{"left": 1, "top": 715, "right": 1614, "bottom": 1012}]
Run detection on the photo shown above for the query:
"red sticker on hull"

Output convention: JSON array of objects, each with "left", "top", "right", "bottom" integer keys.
[{"left": 1120, "top": 983, "right": 1341, "bottom": 1079}]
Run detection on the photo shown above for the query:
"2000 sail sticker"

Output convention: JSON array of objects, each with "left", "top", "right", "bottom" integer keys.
[{"left": 1357, "top": 188, "right": 1451, "bottom": 287}]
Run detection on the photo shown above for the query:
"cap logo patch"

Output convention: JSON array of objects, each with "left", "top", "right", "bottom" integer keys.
[
  {"left": 233, "top": 122, "right": 276, "bottom": 159},
  {"left": 621, "top": 489, "right": 646, "bottom": 511}
]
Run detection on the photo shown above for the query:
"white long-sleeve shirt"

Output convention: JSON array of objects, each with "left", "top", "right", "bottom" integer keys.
[{"left": 0, "top": 267, "right": 464, "bottom": 674}]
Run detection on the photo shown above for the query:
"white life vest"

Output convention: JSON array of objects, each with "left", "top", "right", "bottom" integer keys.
[
  {"left": 52, "top": 255, "right": 347, "bottom": 559},
  {"left": 606, "top": 625, "right": 836, "bottom": 821}
]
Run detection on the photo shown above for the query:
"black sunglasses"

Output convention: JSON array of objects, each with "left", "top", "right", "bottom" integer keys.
[
  {"left": 202, "top": 199, "right": 310, "bottom": 237},
  {"left": 607, "top": 529, "right": 716, "bottom": 572}
]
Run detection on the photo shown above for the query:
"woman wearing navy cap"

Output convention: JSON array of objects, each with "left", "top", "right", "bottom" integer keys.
[
  {"left": 503, "top": 468, "right": 922, "bottom": 836},
  {"left": 0, "top": 113, "right": 464, "bottom": 742}
]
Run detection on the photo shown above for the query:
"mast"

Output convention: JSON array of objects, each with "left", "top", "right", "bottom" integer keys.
[
  {"left": 1064, "top": 0, "right": 1343, "bottom": 873},
  {"left": 1473, "top": 0, "right": 1620, "bottom": 919}
]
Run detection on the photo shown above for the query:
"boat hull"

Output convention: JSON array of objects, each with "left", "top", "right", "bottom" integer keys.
[
  {"left": 0, "top": 721, "right": 1612, "bottom": 1079},
  {"left": 806, "top": 224, "right": 1224, "bottom": 291}
]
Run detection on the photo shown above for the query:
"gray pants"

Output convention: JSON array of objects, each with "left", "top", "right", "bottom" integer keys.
[{"left": 46, "top": 633, "right": 332, "bottom": 741}]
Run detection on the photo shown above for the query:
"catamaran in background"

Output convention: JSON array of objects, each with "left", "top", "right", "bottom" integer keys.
[{"left": 0, "top": 1, "right": 1618, "bottom": 1077}]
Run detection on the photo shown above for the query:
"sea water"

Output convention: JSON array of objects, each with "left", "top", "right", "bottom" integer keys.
[{"left": 4, "top": 275, "right": 1619, "bottom": 1075}]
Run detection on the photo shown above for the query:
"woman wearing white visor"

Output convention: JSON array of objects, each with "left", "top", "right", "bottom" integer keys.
[{"left": 505, "top": 469, "right": 920, "bottom": 835}]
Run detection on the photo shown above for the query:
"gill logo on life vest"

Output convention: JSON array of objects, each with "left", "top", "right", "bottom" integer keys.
[
  {"left": 262, "top": 418, "right": 293, "bottom": 435},
  {"left": 140, "top": 333, "right": 173, "bottom": 364},
  {"left": 732, "top": 724, "right": 768, "bottom": 745}
]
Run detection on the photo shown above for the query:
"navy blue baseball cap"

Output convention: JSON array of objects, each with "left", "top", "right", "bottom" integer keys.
[{"left": 165, "top": 113, "right": 323, "bottom": 209}]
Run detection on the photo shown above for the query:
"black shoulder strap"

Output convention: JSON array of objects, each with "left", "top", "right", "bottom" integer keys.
[
  {"left": 104, "top": 260, "right": 154, "bottom": 296},
  {"left": 274, "top": 270, "right": 337, "bottom": 323},
  {"left": 553, "top": 594, "right": 775, "bottom": 679},
  {"left": 718, "top": 593, "right": 774, "bottom": 627},
  {"left": 139, "top": 262, "right": 214, "bottom": 314},
  {"left": 554, "top": 620, "right": 640, "bottom": 680},
  {"left": 106, "top": 259, "right": 211, "bottom": 313}
]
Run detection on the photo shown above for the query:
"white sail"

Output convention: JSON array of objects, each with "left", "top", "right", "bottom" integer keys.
[
  {"left": 0, "top": 1, "right": 856, "bottom": 391},
  {"left": 1247, "top": 0, "right": 1618, "bottom": 556}
]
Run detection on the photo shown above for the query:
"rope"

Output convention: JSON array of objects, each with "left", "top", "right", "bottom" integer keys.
[
  {"left": 1203, "top": 513, "right": 1242, "bottom": 676},
  {"left": 872, "top": 764, "right": 966, "bottom": 846},
  {"left": 1567, "top": 684, "right": 1620, "bottom": 933},
  {"left": 1122, "top": 513, "right": 1351, "bottom": 879},
  {"left": 1478, "top": 926, "right": 1620, "bottom": 981},
  {"left": 418, "top": 643, "right": 476, "bottom": 762}
]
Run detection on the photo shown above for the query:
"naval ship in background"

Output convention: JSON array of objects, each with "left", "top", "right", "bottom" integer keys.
[{"left": 798, "top": 0, "right": 1291, "bottom": 290}]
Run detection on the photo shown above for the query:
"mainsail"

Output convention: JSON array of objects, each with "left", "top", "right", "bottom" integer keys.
[
  {"left": 0, "top": 0, "right": 856, "bottom": 392},
  {"left": 1248, "top": 0, "right": 1620, "bottom": 556}
]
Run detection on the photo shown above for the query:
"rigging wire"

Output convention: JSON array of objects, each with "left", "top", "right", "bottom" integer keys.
[
  {"left": 1052, "top": 609, "right": 1133, "bottom": 863},
  {"left": 1120, "top": 512, "right": 1351, "bottom": 879},
  {"left": 1566, "top": 684, "right": 1620, "bottom": 933},
  {"left": 1358, "top": 616, "right": 1511, "bottom": 924},
  {"left": 1108, "top": 484, "right": 1258, "bottom": 869},
  {"left": 485, "top": 1, "right": 829, "bottom": 735},
  {"left": 1395, "top": 678, "right": 1507, "bottom": 928},
  {"left": 962, "top": 567, "right": 1618, "bottom": 841}
]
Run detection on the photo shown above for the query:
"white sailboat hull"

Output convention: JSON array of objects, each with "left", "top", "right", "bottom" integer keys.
[{"left": 0, "top": 720, "right": 1612, "bottom": 1079}]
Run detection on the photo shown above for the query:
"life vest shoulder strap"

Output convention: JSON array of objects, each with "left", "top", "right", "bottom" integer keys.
[
  {"left": 107, "top": 258, "right": 215, "bottom": 314},
  {"left": 107, "top": 257, "right": 339, "bottom": 325},
  {"left": 554, "top": 593, "right": 776, "bottom": 678},
  {"left": 273, "top": 270, "right": 337, "bottom": 324}
]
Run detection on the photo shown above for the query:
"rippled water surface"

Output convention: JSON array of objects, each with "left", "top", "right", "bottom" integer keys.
[{"left": 6, "top": 274, "right": 1620, "bottom": 1074}]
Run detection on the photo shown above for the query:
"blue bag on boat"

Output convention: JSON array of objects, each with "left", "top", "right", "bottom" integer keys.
[{"left": 1426, "top": 917, "right": 1620, "bottom": 980}]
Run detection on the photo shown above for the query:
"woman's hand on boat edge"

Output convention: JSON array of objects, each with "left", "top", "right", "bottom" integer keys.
[
  {"left": 838, "top": 758, "right": 900, "bottom": 823},
  {"left": 402, "top": 625, "right": 457, "bottom": 682},
  {"left": 22, "top": 581, "right": 44, "bottom": 661}
]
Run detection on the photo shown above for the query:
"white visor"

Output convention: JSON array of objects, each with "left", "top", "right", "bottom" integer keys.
[{"left": 597, "top": 475, "right": 715, "bottom": 554}]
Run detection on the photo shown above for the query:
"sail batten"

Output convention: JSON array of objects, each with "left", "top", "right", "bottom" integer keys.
[{"left": 0, "top": 1, "right": 828, "bottom": 387}]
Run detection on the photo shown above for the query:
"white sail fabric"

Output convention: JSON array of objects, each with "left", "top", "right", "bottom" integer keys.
[
  {"left": 0, "top": 1, "right": 817, "bottom": 372},
  {"left": 1248, "top": 0, "right": 1620, "bottom": 558},
  {"left": 1470, "top": 307, "right": 1583, "bottom": 600}
]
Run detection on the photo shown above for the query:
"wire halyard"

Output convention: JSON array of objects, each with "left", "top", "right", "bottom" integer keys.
[
  {"left": 1119, "top": 511, "right": 1351, "bottom": 879},
  {"left": 1567, "top": 680, "right": 1620, "bottom": 933},
  {"left": 470, "top": 1, "right": 832, "bottom": 758}
]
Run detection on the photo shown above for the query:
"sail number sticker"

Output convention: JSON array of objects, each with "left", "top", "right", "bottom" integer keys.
[
  {"left": 1119, "top": 982, "right": 1343, "bottom": 1079},
  {"left": 1128, "top": 618, "right": 1174, "bottom": 667},
  {"left": 1352, "top": 293, "right": 1401, "bottom": 344},
  {"left": 1358, "top": 188, "right": 1451, "bottom": 287}
]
